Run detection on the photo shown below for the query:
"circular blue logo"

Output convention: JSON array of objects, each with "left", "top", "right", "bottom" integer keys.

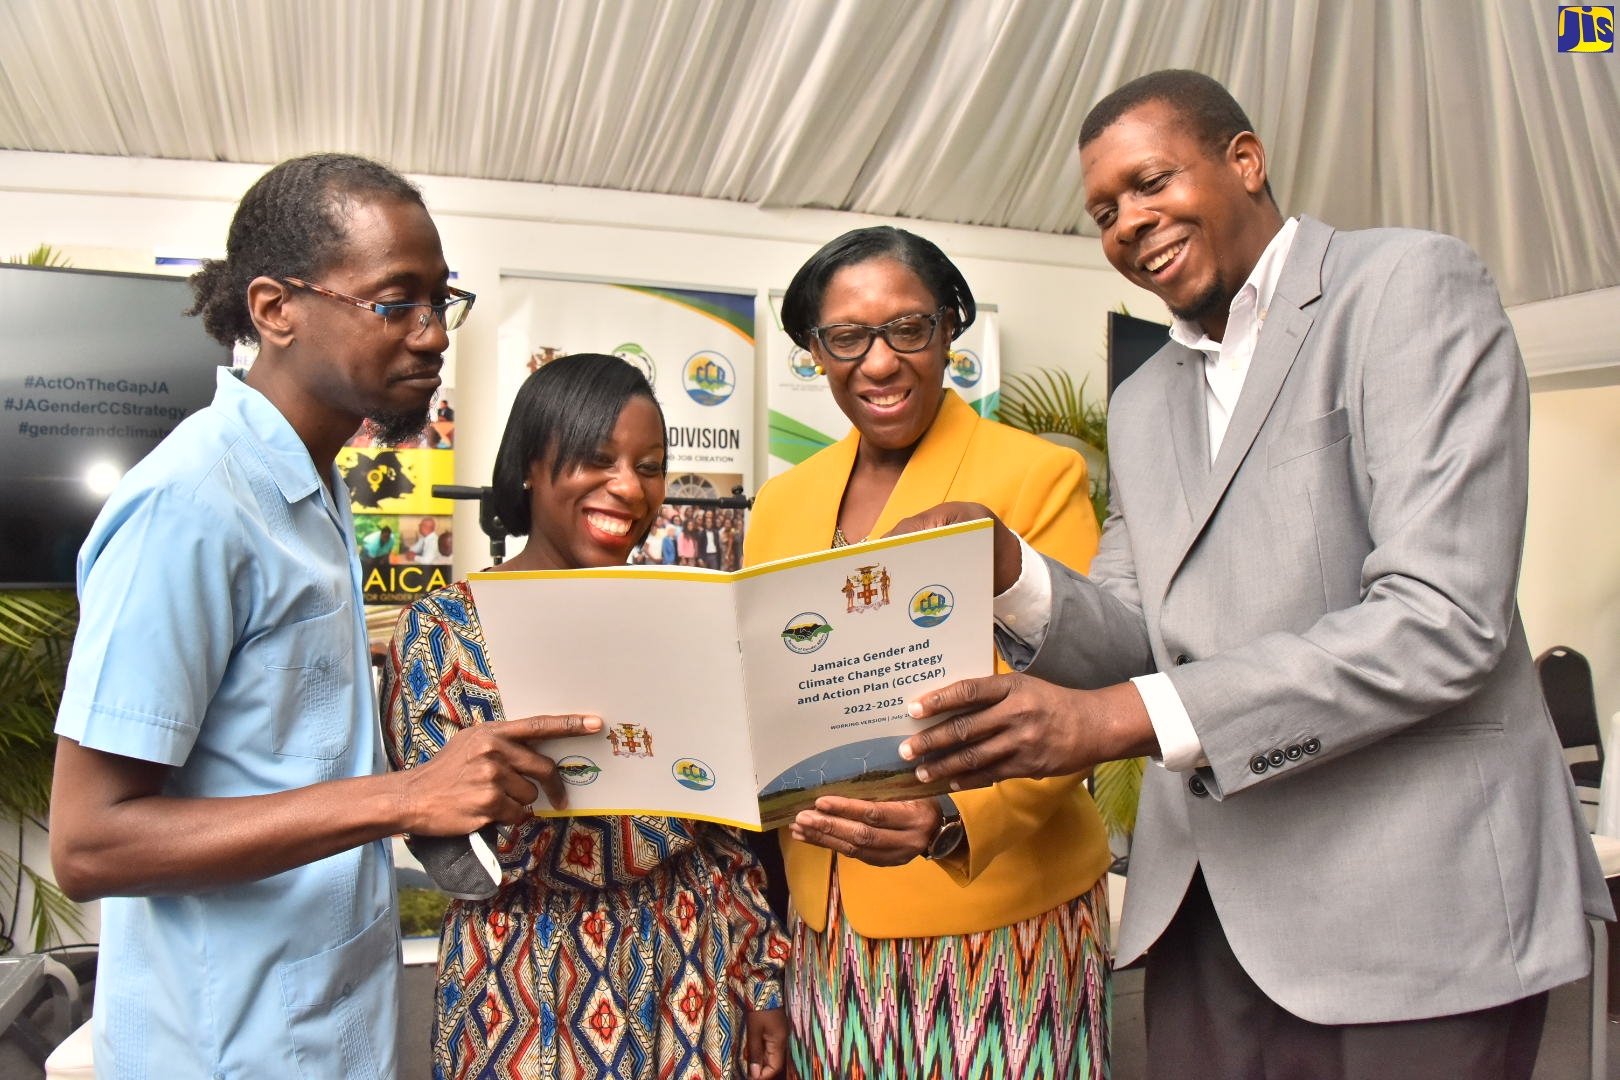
[
  {"left": 788, "top": 346, "right": 819, "bottom": 382},
  {"left": 673, "top": 757, "right": 716, "bottom": 791},
  {"left": 682, "top": 350, "right": 735, "bottom": 406},
  {"left": 556, "top": 755, "right": 602, "bottom": 786},
  {"left": 781, "top": 612, "right": 833, "bottom": 654},
  {"left": 947, "top": 349, "right": 981, "bottom": 388},
  {"left": 612, "top": 343, "right": 656, "bottom": 386},
  {"left": 908, "top": 585, "right": 955, "bottom": 627}
]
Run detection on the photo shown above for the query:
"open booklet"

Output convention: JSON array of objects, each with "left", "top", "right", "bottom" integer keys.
[{"left": 467, "top": 518, "right": 993, "bottom": 830}]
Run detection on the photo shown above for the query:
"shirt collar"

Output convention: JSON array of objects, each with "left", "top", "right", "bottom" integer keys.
[
  {"left": 1168, "top": 216, "right": 1300, "bottom": 354},
  {"left": 212, "top": 367, "right": 328, "bottom": 504}
]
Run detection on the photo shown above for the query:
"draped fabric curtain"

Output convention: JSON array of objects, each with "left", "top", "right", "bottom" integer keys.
[{"left": 0, "top": 0, "right": 1615, "bottom": 307}]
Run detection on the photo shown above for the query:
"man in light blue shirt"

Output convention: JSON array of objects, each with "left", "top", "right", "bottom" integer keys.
[{"left": 50, "top": 153, "right": 596, "bottom": 1079}]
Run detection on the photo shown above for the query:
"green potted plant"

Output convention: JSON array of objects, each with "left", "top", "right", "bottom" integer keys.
[
  {"left": 0, "top": 591, "right": 86, "bottom": 953},
  {"left": 995, "top": 364, "right": 1142, "bottom": 852}
]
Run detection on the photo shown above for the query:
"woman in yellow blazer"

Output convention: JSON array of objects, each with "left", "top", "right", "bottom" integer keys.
[{"left": 745, "top": 226, "right": 1113, "bottom": 1080}]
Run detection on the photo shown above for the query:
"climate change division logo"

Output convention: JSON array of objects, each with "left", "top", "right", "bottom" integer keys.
[
  {"left": 947, "top": 348, "right": 982, "bottom": 388},
  {"left": 909, "top": 585, "right": 956, "bottom": 627},
  {"left": 781, "top": 611, "right": 833, "bottom": 654},
  {"left": 788, "top": 346, "right": 819, "bottom": 382},
  {"left": 683, "top": 350, "right": 736, "bottom": 405},
  {"left": 556, "top": 755, "right": 602, "bottom": 786},
  {"left": 1557, "top": 5, "right": 1614, "bottom": 50},
  {"left": 673, "top": 757, "right": 716, "bottom": 791},
  {"left": 612, "top": 342, "right": 656, "bottom": 385}
]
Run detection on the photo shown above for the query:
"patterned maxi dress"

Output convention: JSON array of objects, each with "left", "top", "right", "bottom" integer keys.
[{"left": 383, "top": 581, "right": 789, "bottom": 1080}]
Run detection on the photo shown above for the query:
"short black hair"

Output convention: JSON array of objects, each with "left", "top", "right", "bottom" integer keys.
[
  {"left": 1079, "top": 69, "right": 1275, "bottom": 204},
  {"left": 1080, "top": 69, "right": 1256, "bottom": 154},
  {"left": 780, "top": 226, "right": 976, "bottom": 349},
  {"left": 186, "top": 153, "right": 424, "bottom": 347},
  {"left": 489, "top": 354, "right": 666, "bottom": 538}
]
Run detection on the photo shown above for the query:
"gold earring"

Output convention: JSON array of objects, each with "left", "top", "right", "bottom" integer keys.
[
  {"left": 813, "top": 363, "right": 826, "bottom": 376},
  {"left": 522, "top": 480, "right": 531, "bottom": 491}
]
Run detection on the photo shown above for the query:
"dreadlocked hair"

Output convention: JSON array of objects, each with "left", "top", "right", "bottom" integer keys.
[{"left": 186, "top": 153, "right": 423, "bottom": 346}]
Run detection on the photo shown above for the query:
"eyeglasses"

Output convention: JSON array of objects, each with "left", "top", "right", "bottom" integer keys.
[
  {"left": 811, "top": 308, "right": 947, "bottom": 362},
  {"left": 282, "top": 277, "right": 476, "bottom": 335}
]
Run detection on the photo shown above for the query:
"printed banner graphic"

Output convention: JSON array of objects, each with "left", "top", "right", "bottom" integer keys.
[{"left": 500, "top": 277, "right": 756, "bottom": 559}]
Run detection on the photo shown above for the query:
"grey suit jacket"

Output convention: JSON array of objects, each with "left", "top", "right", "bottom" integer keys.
[{"left": 1008, "top": 216, "right": 1611, "bottom": 1025}]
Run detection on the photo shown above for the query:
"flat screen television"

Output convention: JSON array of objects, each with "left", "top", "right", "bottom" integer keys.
[
  {"left": 0, "top": 264, "right": 230, "bottom": 588},
  {"left": 1106, "top": 310, "right": 1170, "bottom": 400}
]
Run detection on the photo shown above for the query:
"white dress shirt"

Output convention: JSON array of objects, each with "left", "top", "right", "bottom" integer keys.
[{"left": 995, "top": 218, "right": 1300, "bottom": 771}]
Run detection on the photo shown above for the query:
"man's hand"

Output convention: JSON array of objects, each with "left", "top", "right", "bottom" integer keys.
[
  {"left": 743, "top": 1007, "right": 788, "bottom": 1079},
  {"left": 400, "top": 714, "right": 601, "bottom": 835},
  {"left": 884, "top": 501, "right": 1024, "bottom": 595},
  {"left": 900, "top": 676, "right": 1157, "bottom": 789},
  {"left": 789, "top": 795, "right": 941, "bottom": 866}
]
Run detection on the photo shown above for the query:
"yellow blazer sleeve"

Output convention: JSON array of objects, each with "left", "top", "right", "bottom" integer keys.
[{"left": 941, "top": 431, "right": 1102, "bottom": 885}]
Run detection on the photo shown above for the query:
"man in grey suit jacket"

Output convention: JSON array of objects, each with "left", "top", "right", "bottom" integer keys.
[{"left": 896, "top": 70, "right": 1611, "bottom": 1079}]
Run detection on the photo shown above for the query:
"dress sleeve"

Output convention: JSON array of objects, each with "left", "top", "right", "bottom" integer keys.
[
  {"left": 704, "top": 824, "right": 789, "bottom": 1010},
  {"left": 380, "top": 597, "right": 467, "bottom": 773}
]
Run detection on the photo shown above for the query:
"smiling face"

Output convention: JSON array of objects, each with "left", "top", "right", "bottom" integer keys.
[
  {"left": 282, "top": 195, "right": 451, "bottom": 442},
  {"left": 1081, "top": 99, "right": 1278, "bottom": 341},
  {"left": 523, "top": 395, "right": 667, "bottom": 570},
  {"left": 812, "top": 257, "right": 950, "bottom": 460}
]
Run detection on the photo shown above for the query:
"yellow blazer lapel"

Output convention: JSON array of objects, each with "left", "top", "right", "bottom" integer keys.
[
  {"left": 783, "top": 428, "right": 860, "bottom": 553},
  {"left": 867, "top": 391, "right": 978, "bottom": 539}
]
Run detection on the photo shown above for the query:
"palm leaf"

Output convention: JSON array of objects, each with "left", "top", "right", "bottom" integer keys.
[
  {"left": 0, "top": 589, "right": 81, "bottom": 952},
  {"left": 1091, "top": 757, "right": 1145, "bottom": 840},
  {"left": 4, "top": 243, "right": 72, "bottom": 267}
]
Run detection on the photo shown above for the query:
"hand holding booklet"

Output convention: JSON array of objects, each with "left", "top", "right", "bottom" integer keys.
[{"left": 468, "top": 518, "right": 993, "bottom": 830}]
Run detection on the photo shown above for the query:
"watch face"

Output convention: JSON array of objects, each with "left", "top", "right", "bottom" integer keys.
[{"left": 928, "top": 819, "right": 965, "bottom": 861}]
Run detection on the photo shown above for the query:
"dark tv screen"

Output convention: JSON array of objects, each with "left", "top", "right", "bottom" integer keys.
[
  {"left": 0, "top": 264, "right": 229, "bottom": 588},
  {"left": 1107, "top": 310, "right": 1170, "bottom": 399}
]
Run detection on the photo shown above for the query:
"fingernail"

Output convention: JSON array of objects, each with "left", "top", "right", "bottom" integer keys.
[
  {"left": 915, "top": 766, "right": 931, "bottom": 783},
  {"left": 949, "top": 780, "right": 960, "bottom": 791},
  {"left": 898, "top": 740, "right": 915, "bottom": 761},
  {"left": 907, "top": 701, "right": 924, "bottom": 718},
  {"left": 582, "top": 715, "right": 602, "bottom": 731}
]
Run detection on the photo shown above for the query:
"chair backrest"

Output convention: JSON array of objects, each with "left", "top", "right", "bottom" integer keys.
[{"left": 1535, "top": 645, "right": 1602, "bottom": 753}]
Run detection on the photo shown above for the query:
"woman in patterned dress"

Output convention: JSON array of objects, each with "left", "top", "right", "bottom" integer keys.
[
  {"left": 383, "top": 354, "right": 789, "bottom": 1080},
  {"left": 744, "top": 227, "right": 1114, "bottom": 1079}
]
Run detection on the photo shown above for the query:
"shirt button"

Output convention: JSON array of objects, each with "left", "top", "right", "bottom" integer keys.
[
  {"left": 1250, "top": 755, "right": 1269, "bottom": 774},
  {"left": 1302, "top": 738, "right": 1321, "bottom": 755},
  {"left": 1285, "top": 744, "right": 1303, "bottom": 760},
  {"left": 1188, "top": 776, "right": 1209, "bottom": 798},
  {"left": 1174, "top": 654, "right": 1191, "bottom": 665},
  {"left": 1267, "top": 749, "right": 1286, "bottom": 767}
]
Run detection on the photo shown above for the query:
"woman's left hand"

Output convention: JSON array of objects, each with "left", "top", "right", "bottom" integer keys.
[
  {"left": 789, "top": 795, "right": 941, "bottom": 866},
  {"left": 744, "top": 1006, "right": 788, "bottom": 1079}
]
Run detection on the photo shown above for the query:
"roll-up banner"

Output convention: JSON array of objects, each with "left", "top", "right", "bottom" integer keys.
[{"left": 499, "top": 274, "right": 756, "bottom": 569}]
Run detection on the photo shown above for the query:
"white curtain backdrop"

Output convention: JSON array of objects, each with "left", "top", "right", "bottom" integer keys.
[{"left": 1, "top": 0, "right": 1615, "bottom": 308}]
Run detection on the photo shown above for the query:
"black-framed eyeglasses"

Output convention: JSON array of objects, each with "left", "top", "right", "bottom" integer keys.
[
  {"left": 811, "top": 308, "right": 948, "bottom": 362},
  {"left": 282, "top": 277, "right": 476, "bottom": 335}
]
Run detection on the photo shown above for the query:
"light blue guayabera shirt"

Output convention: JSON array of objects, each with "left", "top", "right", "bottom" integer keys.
[{"left": 56, "top": 368, "right": 399, "bottom": 1079}]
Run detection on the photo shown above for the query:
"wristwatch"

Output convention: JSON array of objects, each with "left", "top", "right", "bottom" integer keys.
[{"left": 924, "top": 794, "right": 966, "bottom": 861}]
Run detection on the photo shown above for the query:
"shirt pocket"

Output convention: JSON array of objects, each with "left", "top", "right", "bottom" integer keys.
[
  {"left": 277, "top": 906, "right": 397, "bottom": 1080},
  {"left": 262, "top": 604, "right": 355, "bottom": 760}
]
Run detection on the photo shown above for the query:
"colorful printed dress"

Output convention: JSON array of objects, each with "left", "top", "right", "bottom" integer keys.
[{"left": 383, "top": 581, "right": 789, "bottom": 1080}]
